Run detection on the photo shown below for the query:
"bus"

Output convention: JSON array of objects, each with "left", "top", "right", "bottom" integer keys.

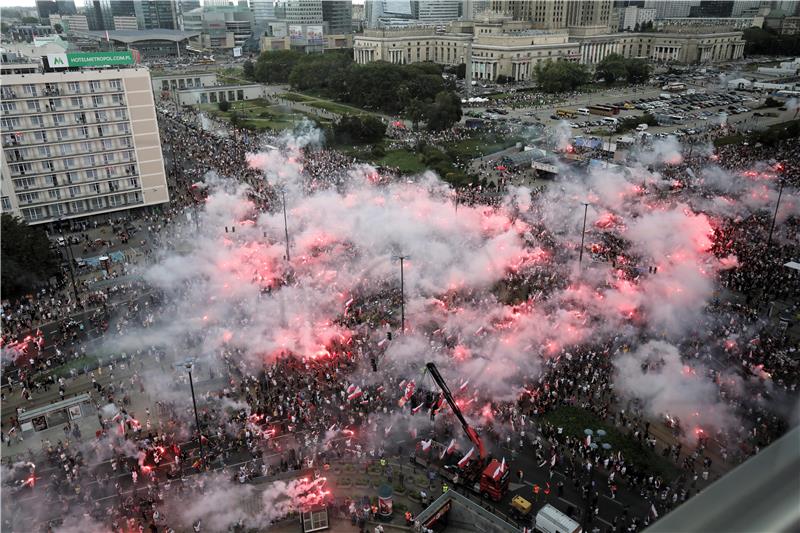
[
  {"left": 588, "top": 104, "right": 619, "bottom": 117},
  {"left": 556, "top": 109, "right": 577, "bottom": 119},
  {"left": 663, "top": 82, "right": 686, "bottom": 92}
]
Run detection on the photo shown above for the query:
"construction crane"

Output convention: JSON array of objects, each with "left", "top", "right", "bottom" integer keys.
[{"left": 423, "top": 362, "right": 508, "bottom": 501}]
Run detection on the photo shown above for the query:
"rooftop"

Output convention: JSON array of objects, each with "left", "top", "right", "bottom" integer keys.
[{"left": 77, "top": 29, "right": 201, "bottom": 44}]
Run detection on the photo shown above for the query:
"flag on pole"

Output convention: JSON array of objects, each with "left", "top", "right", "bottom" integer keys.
[
  {"left": 105, "top": 30, "right": 110, "bottom": 42},
  {"left": 457, "top": 447, "right": 475, "bottom": 468},
  {"left": 440, "top": 439, "right": 456, "bottom": 459},
  {"left": 493, "top": 457, "right": 506, "bottom": 478}
]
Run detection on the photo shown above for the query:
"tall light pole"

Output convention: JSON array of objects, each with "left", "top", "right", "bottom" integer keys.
[
  {"left": 392, "top": 254, "right": 409, "bottom": 333},
  {"left": 184, "top": 359, "right": 204, "bottom": 460},
  {"left": 766, "top": 178, "right": 784, "bottom": 250},
  {"left": 281, "top": 188, "right": 290, "bottom": 262},
  {"left": 57, "top": 218, "right": 80, "bottom": 304},
  {"left": 579, "top": 203, "right": 589, "bottom": 266}
]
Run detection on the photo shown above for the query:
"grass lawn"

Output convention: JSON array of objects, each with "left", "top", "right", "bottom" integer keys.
[
  {"left": 196, "top": 99, "right": 325, "bottom": 132},
  {"left": 445, "top": 135, "right": 521, "bottom": 160},
  {"left": 279, "top": 92, "right": 316, "bottom": 103},
  {"left": 542, "top": 406, "right": 681, "bottom": 482},
  {"left": 308, "top": 100, "right": 370, "bottom": 116},
  {"left": 713, "top": 134, "right": 746, "bottom": 147},
  {"left": 376, "top": 149, "right": 427, "bottom": 173}
]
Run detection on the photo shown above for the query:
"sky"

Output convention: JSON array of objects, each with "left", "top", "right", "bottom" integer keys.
[{"left": 2, "top": 0, "right": 366, "bottom": 8}]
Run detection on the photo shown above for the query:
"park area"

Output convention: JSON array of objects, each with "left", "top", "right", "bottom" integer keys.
[{"left": 197, "top": 98, "right": 332, "bottom": 132}]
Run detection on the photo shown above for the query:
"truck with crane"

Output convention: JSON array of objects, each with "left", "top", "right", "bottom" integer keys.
[{"left": 410, "top": 362, "right": 510, "bottom": 502}]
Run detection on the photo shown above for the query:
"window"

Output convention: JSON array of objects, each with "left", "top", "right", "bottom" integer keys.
[
  {"left": 70, "top": 200, "right": 85, "bottom": 212},
  {"left": 68, "top": 82, "right": 80, "bottom": 92},
  {"left": 57, "top": 129, "right": 69, "bottom": 141},
  {"left": 26, "top": 100, "right": 40, "bottom": 111},
  {"left": 103, "top": 153, "right": 114, "bottom": 164},
  {"left": 59, "top": 143, "right": 71, "bottom": 155},
  {"left": 1, "top": 102, "right": 17, "bottom": 112},
  {"left": 86, "top": 169, "right": 97, "bottom": 180},
  {"left": 89, "top": 81, "right": 101, "bottom": 92},
  {"left": 53, "top": 113, "right": 66, "bottom": 125},
  {"left": 14, "top": 177, "right": 35, "bottom": 189},
  {"left": 65, "top": 158, "right": 76, "bottom": 169},
  {"left": 114, "top": 109, "right": 126, "bottom": 120},
  {"left": 71, "top": 96, "right": 83, "bottom": 108},
  {"left": 45, "top": 175, "right": 57, "bottom": 186},
  {"left": 1, "top": 117, "right": 20, "bottom": 129},
  {"left": 23, "top": 84, "right": 37, "bottom": 96},
  {"left": 84, "top": 155, "right": 96, "bottom": 166},
  {"left": 69, "top": 186, "right": 81, "bottom": 197},
  {"left": 79, "top": 126, "right": 89, "bottom": 137},
  {"left": 102, "top": 140, "right": 113, "bottom": 150},
  {"left": 18, "top": 192, "right": 40, "bottom": 204},
  {"left": 22, "top": 207, "right": 43, "bottom": 221},
  {"left": 129, "top": 177, "right": 139, "bottom": 188},
  {"left": 49, "top": 98, "right": 62, "bottom": 109},
  {"left": 34, "top": 131, "right": 48, "bottom": 142},
  {"left": 112, "top": 94, "right": 123, "bottom": 105},
  {"left": 43, "top": 160, "right": 55, "bottom": 171},
  {"left": 89, "top": 183, "right": 101, "bottom": 194},
  {"left": 38, "top": 146, "right": 52, "bottom": 157},
  {"left": 81, "top": 141, "right": 91, "bottom": 151},
  {"left": 97, "top": 126, "right": 104, "bottom": 137},
  {"left": 89, "top": 197, "right": 104, "bottom": 209},
  {"left": 1, "top": 197, "right": 11, "bottom": 211},
  {"left": 50, "top": 203, "right": 67, "bottom": 216},
  {"left": 95, "top": 110, "right": 107, "bottom": 121},
  {"left": 92, "top": 95, "right": 104, "bottom": 106},
  {"left": 12, "top": 163, "right": 33, "bottom": 175},
  {"left": 65, "top": 172, "right": 76, "bottom": 183},
  {"left": 48, "top": 189, "right": 61, "bottom": 200},
  {"left": 118, "top": 123, "right": 130, "bottom": 134}
]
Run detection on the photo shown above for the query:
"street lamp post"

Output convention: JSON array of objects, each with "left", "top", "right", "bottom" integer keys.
[
  {"left": 392, "top": 254, "right": 409, "bottom": 333},
  {"left": 184, "top": 360, "right": 204, "bottom": 459},
  {"left": 579, "top": 203, "right": 589, "bottom": 266},
  {"left": 281, "top": 188, "right": 290, "bottom": 262},
  {"left": 766, "top": 178, "right": 785, "bottom": 251},
  {"left": 57, "top": 219, "right": 80, "bottom": 304}
]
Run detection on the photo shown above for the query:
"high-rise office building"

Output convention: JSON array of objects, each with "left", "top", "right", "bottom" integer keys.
[
  {"left": 412, "top": 0, "right": 461, "bottom": 24},
  {"left": 491, "top": 0, "right": 610, "bottom": 30},
  {"left": 1, "top": 63, "right": 169, "bottom": 225},
  {"left": 36, "top": 1, "right": 77, "bottom": 22},
  {"left": 322, "top": 1, "right": 353, "bottom": 34},
  {"left": 731, "top": 0, "right": 762, "bottom": 17},
  {"left": 250, "top": 0, "right": 276, "bottom": 24},
  {"left": 689, "top": 1, "right": 734, "bottom": 17},
  {"left": 134, "top": 0, "right": 178, "bottom": 29},
  {"left": 284, "top": 0, "right": 323, "bottom": 24},
  {"left": 643, "top": 0, "right": 700, "bottom": 19}
]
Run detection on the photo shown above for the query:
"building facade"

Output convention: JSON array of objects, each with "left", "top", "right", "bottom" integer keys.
[
  {"left": 322, "top": 0, "right": 354, "bottom": 34},
  {"left": 113, "top": 16, "right": 139, "bottom": 31},
  {"left": 621, "top": 6, "right": 655, "bottom": 30},
  {"left": 642, "top": 0, "right": 700, "bottom": 19},
  {"left": 353, "top": 16, "right": 745, "bottom": 80},
  {"left": 134, "top": 0, "right": 179, "bottom": 30},
  {"left": 1, "top": 66, "right": 169, "bottom": 225},
  {"left": 49, "top": 14, "right": 89, "bottom": 33}
]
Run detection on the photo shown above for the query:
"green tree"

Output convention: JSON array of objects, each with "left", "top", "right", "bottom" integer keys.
[
  {"left": 21, "top": 16, "right": 39, "bottom": 23},
  {"left": 53, "top": 23, "right": 63, "bottom": 34},
  {"left": 218, "top": 99, "right": 230, "bottom": 112},
  {"left": 242, "top": 59, "right": 255, "bottom": 79},
  {"left": 595, "top": 53, "right": 627, "bottom": 84},
  {"left": 254, "top": 50, "right": 304, "bottom": 84},
  {"left": 333, "top": 115, "right": 386, "bottom": 144},
  {"left": 625, "top": 58, "right": 651, "bottom": 84},
  {"left": 425, "top": 91, "right": 462, "bottom": 131},
  {"left": 1, "top": 214, "right": 60, "bottom": 299},
  {"left": 535, "top": 60, "right": 590, "bottom": 93}
]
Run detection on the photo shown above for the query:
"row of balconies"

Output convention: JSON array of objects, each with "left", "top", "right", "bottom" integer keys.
[
  {"left": 2, "top": 99, "right": 127, "bottom": 116},
  {"left": 5, "top": 140, "right": 134, "bottom": 165},
  {"left": 2, "top": 115, "right": 129, "bottom": 133},
  {"left": 1, "top": 86, "right": 123, "bottom": 101},
  {"left": 10, "top": 158, "right": 137, "bottom": 180},
  {"left": 2, "top": 128, "right": 131, "bottom": 148}
]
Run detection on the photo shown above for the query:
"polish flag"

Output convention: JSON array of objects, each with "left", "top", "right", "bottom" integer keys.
[
  {"left": 493, "top": 457, "right": 506, "bottom": 478},
  {"left": 398, "top": 380, "right": 415, "bottom": 407},
  {"left": 420, "top": 439, "right": 432, "bottom": 452},
  {"left": 347, "top": 387, "right": 363, "bottom": 401},
  {"left": 344, "top": 298, "right": 354, "bottom": 315},
  {"left": 457, "top": 447, "right": 475, "bottom": 468},
  {"left": 459, "top": 379, "right": 469, "bottom": 392},
  {"left": 346, "top": 384, "right": 357, "bottom": 395},
  {"left": 440, "top": 439, "right": 456, "bottom": 459},
  {"left": 411, "top": 402, "right": 425, "bottom": 415}
]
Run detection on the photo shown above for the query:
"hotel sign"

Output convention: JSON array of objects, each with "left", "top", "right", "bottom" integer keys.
[{"left": 48, "top": 51, "right": 137, "bottom": 69}]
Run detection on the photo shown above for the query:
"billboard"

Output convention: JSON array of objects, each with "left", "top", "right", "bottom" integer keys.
[
  {"left": 232, "top": 46, "right": 242, "bottom": 57},
  {"left": 306, "top": 25, "right": 323, "bottom": 45},
  {"left": 47, "top": 51, "right": 136, "bottom": 69},
  {"left": 289, "top": 25, "right": 303, "bottom": 42}
]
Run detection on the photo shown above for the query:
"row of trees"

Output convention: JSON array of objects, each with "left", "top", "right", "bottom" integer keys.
[
  {"left": 244, "top": 51, "right": 462, "bottom": 130},
  {"left": 594, "top": 53, "right": 651, "bottom": 85},
  {"left": 1, "top": 214, "right": 60, "bottom": 299},
  {"left": 743, "top": 27, "right": 800, "bottom": 56}
]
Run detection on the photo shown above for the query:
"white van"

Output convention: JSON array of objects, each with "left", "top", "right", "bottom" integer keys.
[
  {"left": 535, "top": 504, "right": 582, "bottom": 533},
  {"left": 576, "top": 108, "right": 590, "bottom": 116},
  {"left": 601, "top": 117, "right": 619, "bottom": 126},
  {"left": 635, "top": 123, "right": 649, "bottom": 132}
]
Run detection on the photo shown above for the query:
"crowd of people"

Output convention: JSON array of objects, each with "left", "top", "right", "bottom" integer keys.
[{"left": 2, "top": 91, "right": 797, "bottom": 533}]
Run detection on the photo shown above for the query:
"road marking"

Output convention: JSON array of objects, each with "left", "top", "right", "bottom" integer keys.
[
  {"left": 558, "top": 497, "right": 580, "bottom": 509},
  {"left": 602, "top": 494, "right": 623, "bottom": 507}
]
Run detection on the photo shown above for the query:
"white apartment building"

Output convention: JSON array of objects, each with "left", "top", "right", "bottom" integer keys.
[
  {"left": 1, "top": 66, "right": 169, "bottom": 225},
  {"left": 113, "top": 16, "right": 140, "bottom": 31},
  {"left": 622, "top": 6, "right": 656, "bottom": 31}
]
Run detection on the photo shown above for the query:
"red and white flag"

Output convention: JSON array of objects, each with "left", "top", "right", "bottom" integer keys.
[
  {"left": 493, "top": 457, "right": 506, "bottom": 478},
  {"left": 398, "top": 380, "right": 415, "bottom": 407},
  {"left": 457, "top": 447, "right": 475, "bottom": 468},
  {"left": 440, "top": 439, "right": 456, "bottom": 459},
  {"left": 347, "top": 387, "right": 363, "bottom": 401},
  {"left": 411, "top": 402, "right": 425, "bottom": 415},
  {"left": 459, "top": 379, "right": 469, "bottom": 392},
  {"left": 420, "top": 439, "right": 432, "bottom": 452}
]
